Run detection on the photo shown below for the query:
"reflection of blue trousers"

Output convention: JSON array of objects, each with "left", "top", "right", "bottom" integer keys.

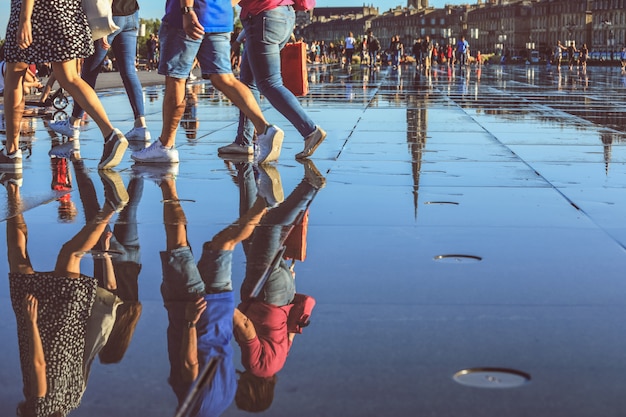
[{"left": 241, "top": 181, "right": 318, "bottom": 306}]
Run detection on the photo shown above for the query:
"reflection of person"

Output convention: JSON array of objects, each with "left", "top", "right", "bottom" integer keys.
[
  {"left": 154, "top": 165, "right": 268, "bottom": 416},
  {"left": 71, "top": 157, "right": 143, "bottom": 367},
  {"left": 233, "top": 160, "right": 325, "bottom": 412},
  {"left": 181, "top": 83, "right": 200, "bottom": 141},
  {"left": 6, "top": 169, "right": 127, "bottom": 416}
]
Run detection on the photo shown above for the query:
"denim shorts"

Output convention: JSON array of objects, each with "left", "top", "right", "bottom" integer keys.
[
  {"left": 160, "top": 247, "right": 205, "bottom": 302},
  {"left": 159, "top": 21, "right": 232, "bottom": 79},
  {"left": 197, "top": 242, "right": 234, "bottom": 293}
]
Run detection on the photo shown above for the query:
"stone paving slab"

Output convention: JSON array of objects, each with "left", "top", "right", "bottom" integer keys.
[{"left": 1, "top": 63, "right": 626, "bottom": 416}]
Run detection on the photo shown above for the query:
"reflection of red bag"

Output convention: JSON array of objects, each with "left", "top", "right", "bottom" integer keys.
[
  {"left": 283, "top": 209, "right": 309, "bottom": 261},
  {"left": 287, "top": 293, "right": 316, "bottom": 333},
  {"left": 280, "top": 42, "right": 309, "bottom": 97}
]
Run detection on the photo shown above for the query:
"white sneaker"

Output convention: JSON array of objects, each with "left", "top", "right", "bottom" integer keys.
[
  {"left": 125, "top": 126, "right": 151, "bottom": 141},
  {"left": 49, "top": 120, "right": 80, "bottom": 139},
  {"left": 256, "top": 125, "right": 284, "bottom": 164},
  {"left": 296, "top": 126, "right": 326, "bottom": 159},
  {"left": 49, "top": 140, "right": 79, "bottom": 158},
  {"left": 131, "top": 139, "right": 179, "bottom": 163},
  {"left": 218, "top": 141, "right": 253, "bottom": 155}
]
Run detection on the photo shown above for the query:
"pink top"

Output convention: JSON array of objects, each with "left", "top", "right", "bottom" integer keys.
[
  {"left": 239, "top": 0, "right": 295, "bottom": 19},
  {"left": 237, "top": 301, "right": 293, "bottom": 377}
]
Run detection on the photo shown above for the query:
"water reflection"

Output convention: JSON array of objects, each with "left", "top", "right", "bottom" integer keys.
[
  {"left": 140, "top": 158, "right": 325, "bottom": 416},
  {"left": 7, "top": 165, "right": 129, "bottom": 417}
]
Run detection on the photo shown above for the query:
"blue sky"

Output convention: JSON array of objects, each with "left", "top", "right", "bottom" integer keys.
[{"left": 1, "top": 0, "right": 453, "bottom": 39}]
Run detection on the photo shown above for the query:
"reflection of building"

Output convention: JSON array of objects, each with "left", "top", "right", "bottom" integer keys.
[{"left": 406, "top": 94, "right": 429, "bottom": 218}]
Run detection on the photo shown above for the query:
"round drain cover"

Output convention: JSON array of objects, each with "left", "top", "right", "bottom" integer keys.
[
  {"left": 434, "top": 254, "right": 482, "bottom": 263},
  {"left": 453, "top": 368, "right": 530, "bottom": 388}
]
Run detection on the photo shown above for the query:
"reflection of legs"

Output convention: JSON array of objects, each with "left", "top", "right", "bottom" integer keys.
[
  {"left": 241, "top": 181, "right": 318, "bottom": 303},
  {"left": 198, "top": 194, "right": 267, "bottom": 293},
  {"left": 54, "top": 202, "right": 118, "bottom": 277},
  {"left": 113, "top": 176, "right": 143, "bottom": 251},
  {"left": 6, "top": 183, "right": 34, "bottom": 275},
  {"left": 159, "top": 178, "right": 205, "bottom": 301}
]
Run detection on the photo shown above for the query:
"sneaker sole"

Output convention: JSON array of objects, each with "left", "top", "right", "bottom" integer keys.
[
  {"left": 131, "top": 154, "right": 180, "bottom": 163},
  {"left": 218, "top": 146, "right": 254, "bottom": 155},
  {"left": 98, "top": 139, "right": 129, "bottom": 170},
  {"left": 296, "top": 130, "right": 327, "bottom": 159},
  {"left": 257, "top": 130, "right": 284, "bottom": 164}
]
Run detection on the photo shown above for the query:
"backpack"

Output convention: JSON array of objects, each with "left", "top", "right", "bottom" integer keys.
[{"left": 293, "top": 0, "right": 316, "bottom": 11}]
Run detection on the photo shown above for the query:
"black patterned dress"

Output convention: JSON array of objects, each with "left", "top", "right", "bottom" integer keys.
[
  {"left": 4, "top": 0, "right": 94, "bottom": 64},
  {"left": 10, "top": 272, "right": 96, "bottom": 416}
]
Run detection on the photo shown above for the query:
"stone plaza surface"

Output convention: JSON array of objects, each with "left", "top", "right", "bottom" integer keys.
[{"left": 1, "top": 62, "right": 626, "bottom": 416}]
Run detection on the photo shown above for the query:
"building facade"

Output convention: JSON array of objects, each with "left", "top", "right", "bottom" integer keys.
[{"left": 301, "top": 0, "right": 626, "bottom": 60}]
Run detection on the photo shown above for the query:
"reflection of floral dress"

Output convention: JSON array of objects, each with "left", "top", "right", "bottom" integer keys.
[
  {"left": 10, "top": 272, "right": 96, "bottom": 416},
  {"left": 4, "top": 0, "right": 93, "bottom": 64}
]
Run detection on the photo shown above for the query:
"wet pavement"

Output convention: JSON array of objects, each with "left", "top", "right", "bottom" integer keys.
[{"left": 1, "top": 62, "right": 626, "bottom": 416}]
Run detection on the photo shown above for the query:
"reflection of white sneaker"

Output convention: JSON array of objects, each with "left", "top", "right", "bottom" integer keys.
[
  {"left": 49, "top": 140, "right": 80, "bottom": 158},
  {"left": 131, "top": 162, "right": 179, "bottom": 183},
  {"left": 125, "top": 126, "right": 151, "bottom": 141},
  {"left": 256, "top": 125, "right": 284, "bottom": 164},
  {"left": 257, "top": 164, "right": 284, "bottom": 208},
  {"left": 49, "top": 120, "right": 80, "bottom": 139},
  {"left": 131, "top": 139, "right": 179, "bottom": 163}
]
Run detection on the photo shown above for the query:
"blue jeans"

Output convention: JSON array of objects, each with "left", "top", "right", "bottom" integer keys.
[
  {"left": 241, "top": 181, "right": 318, "bottom": 306},
  {"left": 235, "top": 5, "right": 317, "bottom": 146},
  {"left": 72, "top": 12, "right": 145, "bottom": 120}
]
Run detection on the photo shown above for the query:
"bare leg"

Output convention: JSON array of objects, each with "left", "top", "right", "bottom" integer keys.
[
  {"left": 4, "top": 62, "right": 29, "bottom": 154},
  {"left": 160, "top": 179, "right": 188, "bottom": 250},
  {"left": 54, "top": 205, "right": 117, "bottom": 276},
  {"left": 6, "top": 183, "right": 34, "bottom": 275},
  {"left": 51, "top": 60, "right": 115, "bottom": 138},
  {"left": 209, "top": 73, "right": 269, "bottom": 134},
  {"left": 159, "top": 76, "right": 187, "bottom": 148}
]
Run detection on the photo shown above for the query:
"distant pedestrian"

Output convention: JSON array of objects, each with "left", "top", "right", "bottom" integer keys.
[
  {"left": 621, "top": 47, "right": 626, "bottom": 72},
  {"left": 367, "top": 29, "right": 380, "bottom": 68},
  {"left": 579, "top": 43, "right": 589, "bottom": 71},
  {"left": 457, "top": 35, "right": 469, "bottom": 67},
  {"left": 344, "top": 32, "right": 356, "bottom": 67},
  {"left": 567, "top": 41, "right": 578, "bottom": 70},
  {"left": 554, "top": 40, "right": 566, "bottom": 69}
]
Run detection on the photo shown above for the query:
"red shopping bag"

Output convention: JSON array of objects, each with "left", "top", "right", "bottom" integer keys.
[{"left": 281, "top": 42, "right": 309, "bottom": 97}]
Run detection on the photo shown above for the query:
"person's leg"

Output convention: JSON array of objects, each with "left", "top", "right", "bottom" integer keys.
[
  {"left": 242, "top": 8, "right": 316, "bottom": 138},
  {"left": 70, "top": 37, "right": 110, "bottom": 122},
  {"left": 111, "top": 12, "right": 147, "bottom": 129},
  {"left": 230, "top": 46, "right": 258, "bottom": 149},
  {"left": 131, "top": 21, "right": 197, "bottom": 163},
  {"left": 5, "top": 183, "right": 34, "bottom": 275},
  {"left": 51, "top": 60, "right": 115, "bottom": 138},
  {"left": 160, "top": 76, "right": 187, "bottom": 148},
  {"left": 3, "top": 62, "right": 29, "bottom": 155},
  {"left": 54, "top": 203, "right": 118, "bottom": 276}
]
